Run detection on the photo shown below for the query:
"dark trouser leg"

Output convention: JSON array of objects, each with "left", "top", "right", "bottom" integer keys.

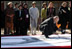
[
  {"left": 20, "top": 26, "right": 27, "bottom": 35},
  {"left": 13, "top": 24, "right": 16, "bottom": 33},
  {"left": 4, "top": 27, "right": 7, "bottom": 35},
  {"left": 44, "top": 33, "right": 49, "bottom": 38},
  {"left": 16, "top": 21, "right": 21, "bottom": 35},
  {"left": 68, "top": 21, "right": 71, "bottom": 29},
  {"left": 16, "top": 27, "right": 20, "bottom": 35},
  {"left": 61, "top": 22, "right": 67, "bottom": 29},
  {"left": 16, "top": 24, "right": 20, "bottom": 35},
  {"left": 4, "top": 27, "right": 10, "bottom": 35},
  {"left": 61, "top": 22, "right": 67, "bottom": 34},
  {"left": 43, "top": 29, "right": 49, "bottom": 38}
]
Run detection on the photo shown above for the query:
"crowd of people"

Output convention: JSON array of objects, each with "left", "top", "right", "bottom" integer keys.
[{"left": 1, "top": 1, "right": 71, "bottom": 38}]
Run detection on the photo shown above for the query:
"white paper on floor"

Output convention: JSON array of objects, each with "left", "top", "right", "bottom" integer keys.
[{"left": 1, "top": 34, "right": 71, "bottom": 48}]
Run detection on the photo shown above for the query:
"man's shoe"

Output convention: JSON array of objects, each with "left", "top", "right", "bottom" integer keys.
[{"left": 45, "top": 36, "right": 49, "bottom": 38}]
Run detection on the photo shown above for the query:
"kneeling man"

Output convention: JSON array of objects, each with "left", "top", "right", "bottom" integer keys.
[{"left": 40, "top": 16, "right": 59, "bottom": 38}]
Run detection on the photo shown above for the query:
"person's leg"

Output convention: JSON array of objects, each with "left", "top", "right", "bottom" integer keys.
[
  {"left": 20, "top": 27, "right": 23, "bottom": 35},
  {"left": 16, "top": 21, "right": 20, "bottom": 35},
  {"left": 43, "top": 28, "right": 49, "bottom": 38},
  {"left": 8, "top": 27, "right": 10, "bottom": 35},
  {"left": 4, "top": 27, "right": 7, "bottom": 35},
  {"left": 34, "top": 19, "right": 38, "bottom": 35},
  {"left": 11, "top": 23, "right": 14, "bottom": 34},
  {"left": 34, "top": 28, "right": 36, "bottom": 35},
  {"left": 44, "top": 32, "right": 49, "bottom": 38},
  {"left": 13, "top": 23, "right": 16, "bottom": 33},
  {"left": 20, "top": 26, "right": 27, "bottom": 35},
  {"left": 61, "top": 22, "right": 67, "bottom": 34},
  {"left": 31, "top": 25, "right": 34, "bottom": 35},
  {"left": 23, "top": 29, "right": 27, "bottom": 35},
  {"left": 68, "top": 21, "right": 71, "bottom": 29},
  {"left": 30, "top": 19, "right": 34, "bottom": 35}
]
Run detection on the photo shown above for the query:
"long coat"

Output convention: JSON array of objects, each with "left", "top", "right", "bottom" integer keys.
[
  {"left": 23, "top": 8, "right": 30, "bottom": 29},
  {"left": 58, "top": 6, "right": 69, "bottom": 24},
  {"left": 29, "top": 7, "right": 39, "bottom": 28},
  {"left": 40, "top": 17, "right": 58, "bottom": 35},
  {"left": 5, "top": 7, "right": 14, "bottom": 30},
  {"left": 58, "top": 6, "right": 69, "bottom": 29}
]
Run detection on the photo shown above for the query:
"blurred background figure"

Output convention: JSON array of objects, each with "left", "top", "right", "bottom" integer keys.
[
  {"left": 41, "top": 2, "right": 47, "bottom": 22},
  {"left": 58, "top": 2, "right": 69, "bottom": 34},
  {"left": 13, "top": 3, "right": 19, "bottom": 33},
  {"left": 22, "top": 3, "right": 30, "bottom": 35},
  {"left": 4, "top": 2, "right": 14, "bottom": 35},
  {"left": 47, "top": 2, "right": 56, "bottom": 18},
  {"left": 68, "top": 1, "right": 71, "bottom": 29},
  {"left": 15, "top": 5, "right": 25, "bottom": 35},
  {"left": 14, "top": 3, "right": 18, "bottom": 11},
  {"left": 29, "top": 1, "right": 39, "bottom": 35}
]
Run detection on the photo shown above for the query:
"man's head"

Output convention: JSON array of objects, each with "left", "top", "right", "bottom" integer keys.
[
  {"left": 15, "top": 3, "right": 18, "bottom": 8},
  {"left": 7, "top": 2, "right": 13, "bottom": 8},
  {"left": 48, "top": 2, "right": 54, "bottom": 8},
  {"left": 18, "top": 5, "right": 22, "bottom": 10},
  {"left": 32, "top": 1, "right": 36, "bottom": 8},
  {"left": 42, "top": 2, "right": 47, "bottom": 8},
  {"left": 61, "top": 2, "right": 67, "bottom": 7},
  {"left": 53, "top": 16, "right": 59, "bottom": 23},
  {"left": 24, "top": 3, "right": 28, "bottom": 8}
]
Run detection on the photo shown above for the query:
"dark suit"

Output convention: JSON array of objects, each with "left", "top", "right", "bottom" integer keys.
[
  {"left": 40, "top": 17, "right": 58, "bottom": 38},
  {"left": 13, "top": 9, "right": 18, "bottom": 33},
  {"left": 15, "top": 10, "right": 25, "bottom": 35}
]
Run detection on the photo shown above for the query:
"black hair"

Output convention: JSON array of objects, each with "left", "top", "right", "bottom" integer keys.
[
  {"left": 24, "top": 3, "right": 27, "bottom": 6},
  {"left": 15, "top": 3, "right": 18, "bottom": 6},
  {"left": 18, "top": 4, "right": 22, "bottom": 8}
]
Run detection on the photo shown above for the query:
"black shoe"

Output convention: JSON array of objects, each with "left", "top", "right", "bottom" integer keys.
[
  {"left": 62, "top": 32, "right": 65, "bottom": 34},
  {"left": 45, "top": 36, "right": 49, "bottom": 38}
]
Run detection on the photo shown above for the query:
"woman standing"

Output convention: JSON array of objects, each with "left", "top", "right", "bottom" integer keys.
[
  {"left": 22, "top": 3, "right": 30, "bottom": 35},
  {"left": 29, "top": 1, "right": 39, "bottom": 35},
  {"left": 58, "top": 2, "right": 69, "bottom": 34},
  {"left": 5, "top": 2, "right": 14, "bottom": 35},
  {"left": 41, "top": 2, "right": 47, "bottom": 22},
  {"left": 47, "top": 2, "right": 56, "bottom": 18}
]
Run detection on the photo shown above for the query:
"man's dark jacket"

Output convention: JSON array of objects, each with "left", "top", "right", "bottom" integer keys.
[{"left": 40, "top": 17, "right": 58, "bottom": 35}]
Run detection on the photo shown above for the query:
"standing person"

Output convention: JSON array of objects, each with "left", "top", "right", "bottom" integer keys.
[
  {"left": 40, "top": 16, "right": 59, "bottom": 38},
  {"left": 47, "top": 2, "right": 56, "bottom": 18},
  {"left": 29, "top": 1, "right": 39, "bottom": 35},
  {"left": 15, "top": 5, "right": 25, "bottom": 35},
  {"left": 68, "top": 1, "right": 71, "bottom": 29},
  {"left": 5, "top": 2, "right": 14, "bottom": 35},
  {"left": 22, "top": 3, "right": 30, "bottom": 35},
  {"left": 58, "top": 2, "right": 69, "bottom": 34},
  {"left": 41, "top": 2, "right": 47, "bottom": 22},
  {"left": 13, "top": 3, "right": 18, "bottom": 33},
  {"left": 14, "top": 3, "right": 18, "bottom": 11}
]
